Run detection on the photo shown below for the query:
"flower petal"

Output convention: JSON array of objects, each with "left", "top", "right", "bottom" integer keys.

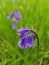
[
  {"left": 17, "top": 28, "right": 31, "bottom": 38},
  {"left": 7, "top": 13, "right": 14, "bottom": 20},
  {"left": 14, "top": 10, "right": 22, "bottom": 20},
  {"left": 27, "top": 34, "right": 34, "bottom": 48},
  {"left": 18, "top": 36, "right": 27, "bottom": 49},
  {"left": 12, "top": 21, "right": 16, "bottom": 29},
  {"left": 18, "top": 34, "right": 34, "bottom": 49}
]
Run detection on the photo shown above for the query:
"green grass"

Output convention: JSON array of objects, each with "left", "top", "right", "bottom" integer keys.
[{"left": 0, "top": 0, "right": 49, "bottom": 65}]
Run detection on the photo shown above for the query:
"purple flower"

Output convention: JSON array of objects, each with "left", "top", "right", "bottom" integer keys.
[
  {"left": 7, "top": 10, "right": 22, "bottom": 20},
  {"left": 18, "top": 34, "right": 34, "bottom": 49},
  {"left": 17, "top": 28, "right": 31, "bottom": 38},
  {"left": 17, "top": 28, "right": 35, "bottom": 49},
  {"left": 7, "top": 10, "right": 22, "bottom": 29},
  {"left": 14, "top": 10, "right": 22, "bottom": 20},
  {"left": 12, "top": 21, "right": 16, "bottom": 29},
  {"left": 7, "top": 13, "right": 14, "bottom": 20}
]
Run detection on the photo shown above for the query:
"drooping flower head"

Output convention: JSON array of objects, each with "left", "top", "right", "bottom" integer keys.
[
  {"left": 14, "top": 10, "right": 22, "bottom": 20},
  {"left": 7, "top": 10, "right": 22, "bottom": 20},
  {"left": 17, "top": 28, "right": 31, "bottom": 38},
  {"left": 12, "top": 21, "right": 16, "bottom": 29},
  {"left": 7, "top": 13, "right": 14, "bottom": 20},
  {"left": 7, "top": 10, "right": 22, "bottom": 29},
  {"left": 17, "top": 28, "right": 36, "bottom": 49}
]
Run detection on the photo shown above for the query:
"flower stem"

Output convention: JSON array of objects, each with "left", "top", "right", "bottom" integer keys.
[{"left": 31, "top": 30, "right": 39, "bottom": 65}]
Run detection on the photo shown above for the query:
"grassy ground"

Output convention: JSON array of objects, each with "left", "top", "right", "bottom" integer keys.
[{"left": 0, "top": 0, "right": 49, "bottom": 65}]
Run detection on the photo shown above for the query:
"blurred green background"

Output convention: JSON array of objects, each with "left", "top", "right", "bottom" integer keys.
[{"left": 0, "top": 0, "right": 49, "bottom": 65}]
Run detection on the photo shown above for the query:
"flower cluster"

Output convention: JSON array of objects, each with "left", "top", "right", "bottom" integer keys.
[
  {"left": 7, "top": 10, "right": 22, "bottom": 29},
  {"left": 17, "top": 28, "right": 35, "bottom": 49},
  {"left": 7, "top": 10, "right": 39, "bottom": 49}
]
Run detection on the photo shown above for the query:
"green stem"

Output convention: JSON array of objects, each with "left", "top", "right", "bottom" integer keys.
[{"left": 31, "top": 30, "right": 39, "bottom": 65}]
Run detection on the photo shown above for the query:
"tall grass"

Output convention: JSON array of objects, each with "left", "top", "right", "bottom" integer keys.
[{"left": 0, "top": 0, "right": 49, "bottom": 65}]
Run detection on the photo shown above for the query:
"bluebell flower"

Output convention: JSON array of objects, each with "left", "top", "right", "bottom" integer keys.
[
  {"left": 7, "top": 10, "right": 22, "bottom": 20},
  {"left": 7, "top": 13, "right": 14, "bottom": 20},
  {"left": 18, "top": 34, "right": 34, "bottom": 49},
  {"left": 17, "top": 28, "right": 35, "bottom": 49},
  {"left": 12, "top": 21, "right": 16, "bottom": 29},
  {"left": 17, "top": 28, "right": 31, "bottom": 38},
  {"left": 14, "top": 10, "right": 22, "bottom": 20},
  {"left": 7, "top": 10, "right": 22, "bottom": 29},
  {"left": 17, "top": 28, "right": 39, "bottom": 65}
]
